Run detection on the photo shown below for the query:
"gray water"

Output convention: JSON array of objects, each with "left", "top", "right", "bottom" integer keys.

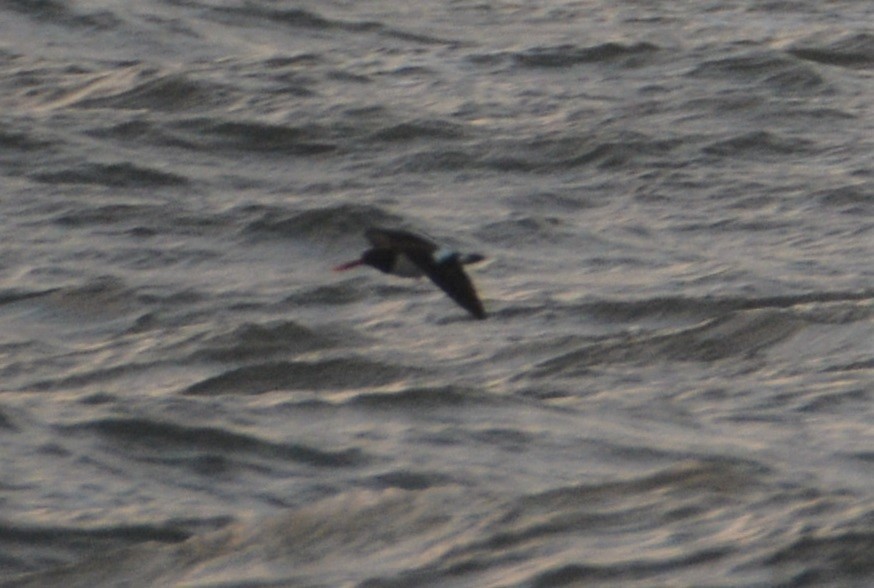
[{"left": 1, "top": 1, "right": 873, "bottom": 586}]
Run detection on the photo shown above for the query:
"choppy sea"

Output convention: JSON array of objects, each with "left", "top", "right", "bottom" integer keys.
[{"left": 1, "top": 1, "right": 873, "bottom": 586}]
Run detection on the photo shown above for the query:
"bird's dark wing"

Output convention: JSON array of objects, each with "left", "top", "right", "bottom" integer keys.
[
  {"left": 365, "top": 228, "right": 437, "bottom": 253},
  {"left": 405, "top": 250, "right": 487, "bottom": 320}
]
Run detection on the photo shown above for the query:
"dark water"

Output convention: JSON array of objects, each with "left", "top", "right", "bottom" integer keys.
[{"left": 1, "top": 1, "right": 873, "bottom": 586}]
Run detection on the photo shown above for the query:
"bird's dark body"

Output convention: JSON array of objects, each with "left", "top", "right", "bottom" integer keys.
[{"left": 335, "top": 228, "right": 487, "bottom": 320}]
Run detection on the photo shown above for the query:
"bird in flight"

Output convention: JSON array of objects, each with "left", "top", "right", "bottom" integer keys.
[{"left": 334, "top": 228, "right": 487, "bottom": 319}]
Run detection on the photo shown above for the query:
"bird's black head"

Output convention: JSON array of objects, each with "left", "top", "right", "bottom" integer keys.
[{"left": 360, "top": 248, "right": 396, "bottom": 274}]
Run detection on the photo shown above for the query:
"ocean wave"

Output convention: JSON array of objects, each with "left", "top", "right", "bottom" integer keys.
[
  {"left": 71, "top": 71, "right": 231, "bottom": 113},
  {"left": 191, "top": 320, "right": 333, "bottom": 362},
  {"left": 175, "top": 118, "right": 337, "bottom": 155},
  {"left": 702, "top": 130, "right": 814, "bottom": 158},
  {"left": 814, "top": 183, "right": 873, "bottom": 213},
  {"left": 82, "top": 114, "right": 339, "bottom": 157},
  {"left": 207, "top": 4, "right": 457, "bottom": 46},
  {"left": 0, "top": 287, "right": 61, "bottom": 306},
  {"left": 509, "top": 42, "right": 660, "bottom": 68},
  {"left": 0, "top": 520, "right": 189, "bottom": 545},
  {"left": 389, "top": 132, "right": 680, "bottom": 174},
  {"left": 343, "top": 384, "right": 483, "bottom": 409},
  {"left": 42, "top": 276, "right": 141, "bottom": 318},
  {"left": 373, "top": 469, "right": 455, "bottom": 491},
  {"left": 4, "top": 454, "right": 868, "bottom": 586},
  {"left": 580, "top": 291, "right": 874, "bottom": 322},
  {"left": 62, "top": 417, "right": 367, "bottom": 468},
  {"left": 765, "top": 528, "right": 874, "bottom": 586},
  {"left": 0, "top": 125, "right": 52, "bottom": 151},
  {"left": 788, "top": 32, "right": 874, "bottom": 69},
  {"left": 52, "top": 203, "right": 161, "bottom": 228},
  {"left": 285, "top": 282, "right": 371, "bottom": 306},
  {"left": 4, "top": 0, "right": 120, "bottom": 30},
  {"left": 183, "top": 357, "right": 417, "bottom": 395},
  {"left": 479, "top": 215, "right": 568, "bottom": 245},
  {"left": 690, "top": 51, "right": 795, "bottom": 79},
  {"left": 239, "top": 202, "right": 403, "bottom": 242},
  {"left": 366, "top": 118, "right": 467, "bottom": 143},
  {"left": 532, "top": 308, "right": 802, "bottom": 377},
  {"left": 0, "top": 407, "right": 17, "bottom": 432},
  {"left": 31, "top": 162, "right": 189, "bottom": 188}
]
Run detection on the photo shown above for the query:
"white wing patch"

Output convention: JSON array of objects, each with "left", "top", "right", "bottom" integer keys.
[{"left": 434, "top": 247, "right": 457, "bottom": 264}]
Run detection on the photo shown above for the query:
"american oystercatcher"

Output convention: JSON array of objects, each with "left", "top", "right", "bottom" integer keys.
[{"left": 334, "top": 228, "right": 487, "bottom": 319}]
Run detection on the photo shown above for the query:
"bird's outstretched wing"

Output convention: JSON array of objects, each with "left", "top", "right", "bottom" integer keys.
[{"left": 406, "top": 250, "right": 487, "bottom": 320}]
